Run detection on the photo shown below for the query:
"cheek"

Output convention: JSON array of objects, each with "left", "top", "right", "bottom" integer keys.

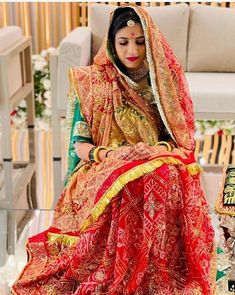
[
  {"left": 115, "top": 46, "right": 125, "bottom": 59},
  {"left": 140, "top": 46, "right": 146, "bottom": 57}
]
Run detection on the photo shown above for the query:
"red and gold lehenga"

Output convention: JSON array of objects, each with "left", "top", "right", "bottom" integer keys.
[{"left": 12, "top": 5, "right": 216, "bottom": 295}]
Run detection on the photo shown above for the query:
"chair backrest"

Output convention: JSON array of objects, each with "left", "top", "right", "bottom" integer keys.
[
  {"left": 0, "top": 26, "right": 23, "bottom": 102},
  {"left": 89, "top": 3, "right": 189, "bottom": 71}
]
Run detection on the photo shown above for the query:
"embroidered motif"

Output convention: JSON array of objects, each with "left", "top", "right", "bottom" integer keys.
[
  {"left": 216, "top": 165, "right": 235, "bottom": 216},
  {"left": 12, "top": 5, "right": 214, "bottom": 295},
  {"left": 73, "top": 121, "right": 91, "bottom": 138}
]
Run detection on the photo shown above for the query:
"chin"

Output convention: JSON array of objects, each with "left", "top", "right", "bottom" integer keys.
[{"left": 125, "top": 63, "right": 142, "bottom": 70}]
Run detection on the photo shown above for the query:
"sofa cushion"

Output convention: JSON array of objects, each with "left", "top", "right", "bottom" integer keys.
[
  {"left": 145, "top": 4, "right": 189, "bottom": 71},
  {"left": 57, "top": 27, "right": 91, "bottom": 111},
  {"left": 185, "top": 72, "right": 235, "bottom": 119},
  {"left": 89, "top": 4, "right": 189, "bottom": 70},
  {"left": 187, "top": 4, "right": 235, "bottom": 72}
]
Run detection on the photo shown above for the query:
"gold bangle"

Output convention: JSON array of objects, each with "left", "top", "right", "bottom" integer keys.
[
  {"left": 93, "top": 146, "right": 108, "bottom": 163},
  {"left": 155, "top": 141, "right": 172, "bottom": 152},
  {"left": 168, "top": 141, "right": 176, "bottom": 150}
]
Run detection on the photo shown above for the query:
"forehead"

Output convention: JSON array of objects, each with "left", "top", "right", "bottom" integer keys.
[{"left": 115, "top": 23, "right": 144, "bottom": 38}]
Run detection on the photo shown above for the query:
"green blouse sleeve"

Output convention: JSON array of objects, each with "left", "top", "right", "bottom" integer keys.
[
  {"left": 65, "top": 97, "right": 92, "bottom": 186},
  {"left": 71, "top": 99, "right": 92, "bottom": 144}
]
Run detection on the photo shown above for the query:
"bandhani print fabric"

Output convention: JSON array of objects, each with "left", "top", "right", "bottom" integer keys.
[
  {"left": 12, "top": 4, "right": 216, "bottom": 295},
  {"left": 12, "top": 155, "right": 216, "bottom": 295}
]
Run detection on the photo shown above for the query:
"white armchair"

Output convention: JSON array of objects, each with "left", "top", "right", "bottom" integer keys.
[
  {"left": 50, "top": 27, "right": 91, "bottom": 203},
  {"left": 50, "top": 3, "right": 235, "bottom": 206},
  {"left": 0, "top": 26, "right": 36, "bottom": 266}
]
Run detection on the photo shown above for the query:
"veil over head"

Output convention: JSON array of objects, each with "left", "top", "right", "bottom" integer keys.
[
  {"left": 11, "top": 7, "right": 216, "bottom": 295},
  {"left": 93, "top": 4, "right": 195, "bottom": 151}
]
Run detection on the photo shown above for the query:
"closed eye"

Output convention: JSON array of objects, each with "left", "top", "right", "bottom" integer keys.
[
  {"left": 136, "top": 40, "right": 145, "bottom": 45},
  {"left": 119, "top": 42, "right": 128, "bottom": 46}
]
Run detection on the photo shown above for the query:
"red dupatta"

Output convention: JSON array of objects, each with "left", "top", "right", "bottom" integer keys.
[
  {"left": 71, "top": 4, "right": 195, "bottom": 151},
  {"left": 11, "top": 5, "right": 216, "bottom": 295}
]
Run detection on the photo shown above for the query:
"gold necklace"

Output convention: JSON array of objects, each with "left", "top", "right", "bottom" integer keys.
[{"left": 127, "top": 61, "right": 149, "bottom": 83}]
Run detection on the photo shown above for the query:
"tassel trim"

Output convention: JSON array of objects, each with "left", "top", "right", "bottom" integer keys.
[
  {"left": 45, "top": 158, "right": 201, "bottom": 246},
  {"left": 80, "top": 157, "right": 201, "bottom": 232},
  {"left": 47, "top": 232, "right": 80, "bottom": 247}
]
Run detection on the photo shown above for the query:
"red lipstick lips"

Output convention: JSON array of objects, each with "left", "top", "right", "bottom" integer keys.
[{"left": 127, "top": 57, "right": 139, "bottom": 62}]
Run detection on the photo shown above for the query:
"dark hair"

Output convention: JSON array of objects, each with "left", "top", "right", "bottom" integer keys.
[
  {"left": 108, "top": 7, "right": 141, "bottom": 73},
  {"left": 108, "top": 7, "right": 141, "bottom": 46}
]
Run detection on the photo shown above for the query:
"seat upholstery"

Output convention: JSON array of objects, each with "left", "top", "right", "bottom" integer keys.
[
  {"left": 57, "top": 27, "right": 91, "bottom": 110},
  {"left": 187, "top": 4, "right": 235, "bottom": 72},
  {"left": 186, "top": 73, "right": 235, "bottom": 119}
]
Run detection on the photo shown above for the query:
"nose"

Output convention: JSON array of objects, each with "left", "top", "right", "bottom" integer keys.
[{"left": 128, "top": 41, "right": 138, "bottom": 56}]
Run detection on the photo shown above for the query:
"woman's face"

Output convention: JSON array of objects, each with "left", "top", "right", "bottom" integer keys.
[{"left": 114, "top": 23, "right": 146, "bottom": 70}]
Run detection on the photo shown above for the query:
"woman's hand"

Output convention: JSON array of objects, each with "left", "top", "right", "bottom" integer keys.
[
  {"left": 171, "top": 147, "right": 191, "bottom": 159},
  {"left": 74, "top": 142, "right": 189, "bottom": 163},
  {"left": 107, "top": 142, "right": 169, "bottom": 161},
  {"left": 106, "top": 145, "right": 136, "bottom": 161},
  {"left": 134, "top": 142, "right": 168, "bottom": 160}
]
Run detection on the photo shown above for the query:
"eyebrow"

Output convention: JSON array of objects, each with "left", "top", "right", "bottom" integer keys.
[{"left": 118, "top": 36, "right": 145, "bottom": 40}]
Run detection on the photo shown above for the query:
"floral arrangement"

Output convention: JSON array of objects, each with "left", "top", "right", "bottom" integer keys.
[
  {"left": 11, "top": 47, "right": 56, "bottom": 129},
  {"left": 195, "top": 120, "right": 235, "bottom": 140}
]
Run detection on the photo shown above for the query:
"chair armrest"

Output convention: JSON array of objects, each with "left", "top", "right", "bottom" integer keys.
[{"left": 57, "top": 27, "right": 91, "bottom": 111}]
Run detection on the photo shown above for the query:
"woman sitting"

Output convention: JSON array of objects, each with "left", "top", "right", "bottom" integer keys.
[{"left": 12, "top": 4, "right": 215, "bottom": 295}]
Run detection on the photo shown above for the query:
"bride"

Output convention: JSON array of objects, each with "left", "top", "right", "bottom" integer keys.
[{"left": 12, "top": 4, "right": 215, "bottom": 295}]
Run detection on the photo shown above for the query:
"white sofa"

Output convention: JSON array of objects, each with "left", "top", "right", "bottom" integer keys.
[{"left": 50, "top": 3, "right": 235, "bottom": 203}]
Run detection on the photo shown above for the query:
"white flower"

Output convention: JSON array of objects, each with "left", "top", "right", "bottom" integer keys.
[
  {"left": 34, "top": 60, "right": 47, "bottom": 71},
  {"left": 44, "top": 98, "right": 51, "bottom": 108},
  {"left": 11, "top": 115, "right": 26, "bottom": 129},
  {"left": 40, "top": 49, "right": 47, "bottom": 58},
  {"left": 194, "top": 130, "right": 204, "bottom": 141},
  {"left": 47, "top": 47, "right": 56, "bottom": 54},
  {"left": 18, "top": 99, "right": 26, "bottom": 108},
  {"left": 36, "top": 92, "right": 43, "bottom": 103},
  {"left": 195, "top": 121, "right": 201, "bottom": 129},
  {"left": 42, "top": 79, "right": 51, "bottom": 91},
  {"left": 44, "top": 108, "right": 51, "bottom": 117},
  {"left": 43, "top": 90, "right": 51, "bottom": 100},
  {"left": 36, "top": 118, "right": 50, "bottom": 130},
  {"left": 32, "top": 55, "right": 45, "bottom": 63},
  {"left": 17, "top": 109, "right": 27, "bottom": 117},
  {"left": 205, "top": 126, "right": 219, "bottom": 135},
  {"left": 32, "top": 54, "right": 42, "bottom": 61},
  {"left": 220, "top": 120, "right": 235, "bottom": 130}
]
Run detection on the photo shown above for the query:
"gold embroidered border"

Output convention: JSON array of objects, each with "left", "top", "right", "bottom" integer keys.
[
  {"left": 80, "top": 157, "right": 202, "bottom": 233},
  {"left": 65, "top": 68, "right": 80, "bottom": 156},
  {"left": 133, "top": 7, "right": 176, "bottom": 143},
  {"left": 47, "top": 232, "right": 80, "bottom": 247},
  {"left": 73, "top": 121, "right": 91, "bottom": 138}
]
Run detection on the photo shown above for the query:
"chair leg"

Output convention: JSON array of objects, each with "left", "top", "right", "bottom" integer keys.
[
  {"left": 50, "top": 52, "right": 63, "bottom": 208},
  {"left": 0, "top": 210, "right": 7, "bottom": 266}
]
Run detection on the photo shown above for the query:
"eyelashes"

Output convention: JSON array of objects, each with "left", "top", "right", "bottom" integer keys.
[{"left": 119, "top": 40, "right": 145, "bottom": 46}]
